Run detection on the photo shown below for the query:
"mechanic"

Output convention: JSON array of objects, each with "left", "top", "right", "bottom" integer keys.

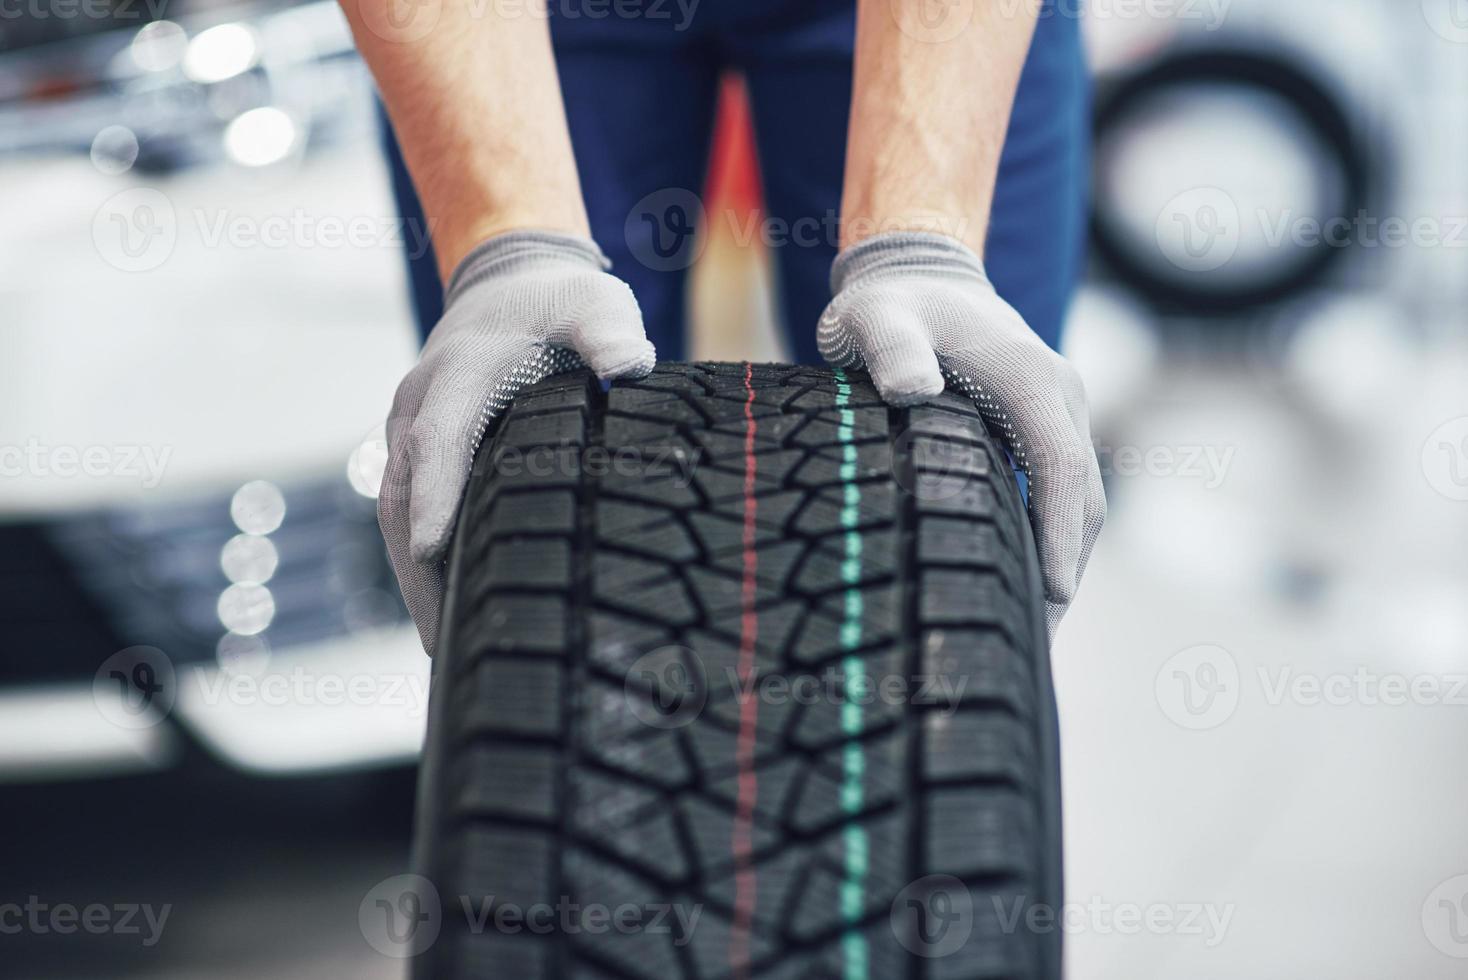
[{"left": 338, "top": 0, "right": 1107, "bottom": 654}]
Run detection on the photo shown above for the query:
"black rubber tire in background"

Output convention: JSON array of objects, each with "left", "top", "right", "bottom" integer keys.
[{"left": 413, "top": 363, "right": 1062, "bottom": 980}]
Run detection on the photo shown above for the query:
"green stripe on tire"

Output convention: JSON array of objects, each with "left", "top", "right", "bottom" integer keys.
[{"left": 834, "top": 369, "right": 870, "bottom": 980}]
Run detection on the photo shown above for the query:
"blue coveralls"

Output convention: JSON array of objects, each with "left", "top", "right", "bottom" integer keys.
[{"left": 382, "top": 0, "right": 1089, "bottom": 355}]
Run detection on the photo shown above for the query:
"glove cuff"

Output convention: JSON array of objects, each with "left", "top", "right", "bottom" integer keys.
[
  {"left": 830, "top": 232, "right": 989, "bottom": 295},
  {"left": 445, "top": 230, "right": 613, "bottom": 306}
]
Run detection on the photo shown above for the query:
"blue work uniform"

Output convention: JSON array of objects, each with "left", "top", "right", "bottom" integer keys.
[{"left": 381, "top": 0, "right": 1089, "bottom": 355}]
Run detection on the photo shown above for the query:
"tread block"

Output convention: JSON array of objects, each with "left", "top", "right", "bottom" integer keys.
[
  {"left": 922, "top": 711, "right": 1036, "bottom": 786},
  {"left": 562, "top": 851, "right": 687, "bottom": 978},
  {"left": 506, "top": 380, "right": 594, "bottom": 415},
  {"left": 794, "top": 532, "right": 898, "bottom": 592},
  {"left": 702, "top": 755, "right": 806, "bottom": 818},
  {"left": 794, "top": 439, "right": 894, "bottom": 486},
  {"left": 593, "top": 552, "right": 673, "bottom": 597},
  {"left": 683, "top": 907, "right": 778, "bottom": 980},
  {"left": 596, "top": 575, "right": 699, "bottom": 627},
  {"left": 587, "top": 612, "right": 675, "bottom": 670},
  {"left": 914, "top": 479, "right": 1002, "bottom": 520},
  {"left": 483, "top": 537, "right": 572, "bottom": 590},
  {"left": 464, "top": 594, "right": 568, "bottom": 656},
  {"left": 918, "top": 517, "right": 1012, "bottom": 565},
  {"left": 925, "top": 786, "right": 1037, "bottom": 879},
  {"left": 790, "top": 810, "right": 907, "bottom": 939},
  {"left": 580, "top": 724, "right": 692, "bottom": 790},
  {"left": 431, "top": 364, "right": 1057, "bottom": 980},
  {"left": 762, "top": 921, "right": 909, "bottom": 980},
  {"left": 904, "top": 407, "right": 993, "bottom": 446},
  {"left": 927, "top": 894, "right": 1038, "bottom": 980},
  {"left": 698, "top": 846, "right": 807, "bottom": 930},
  {"left": 569, "top": 770, "right": 688, "bottom": 881},
  {"left": 787, "top": 744, "right": 900, "bottom": 833},
  {"left": 705, "top": 538, "right": 809, "bottom": 593},
  {"left": 793, "top": 483, "right": 897, "bottom": 537},
  {"left": 687, "top": 510, "right": 787, "bottom": 551},
  {"left": 451, "top": 932, "right": 552, "bottom": 978},
  {"left": 488, "top": 490, "right": 578, "bottom": 534},
  {"left": 599, "top": 467, "right": 703, "bottom": 508},
  {"left": 452, "top": 744, "right": 559, "bottom": 821},
  {"left": 920, "top": 569, "right": 1030, "bottom": 644},
  {"left": 595, "top": 502, "right": 701, "bottom": 562},
  {"left": 496, "top": 408, "right": 587, "bottom": 449},
  {"left": 686, "top": 705, "right": 792, "bottom": 774},
  {"left": 920, "top": 628, "right": 1034, "bottom": 716},
  {"left": 786, "top": 650, "right": 907, "bottom": 752},
  {"left": 452, "top": 658, "right": 563, "bottom": 737},
  {"left": 449, "top": 825, "right": 555, "bottom": 905}
]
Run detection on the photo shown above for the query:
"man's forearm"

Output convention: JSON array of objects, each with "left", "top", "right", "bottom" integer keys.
[
  {"left": 841, "top": 0, "right": 1040, "bottom": 257},
  {"left": 341, "top": 1, "right": 588, "bottom": 280}
]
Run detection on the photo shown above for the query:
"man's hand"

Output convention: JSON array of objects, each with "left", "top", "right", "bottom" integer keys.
[
  {"left": 340, "top": 0, "right": 632, "bottom": 651},
  {"left": 380, "top": 231, "right": 656, "bottom": 654},
  {"left": 819, "top": 232, "right": 1105, "bottom": 635},
  {"left": 835, "top": 1, "right": 1102, "bottom": 635}
]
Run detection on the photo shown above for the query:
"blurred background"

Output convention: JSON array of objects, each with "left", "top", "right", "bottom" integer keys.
[{"left": 2, "top": 0, "right": 1466, "bottom": 976}]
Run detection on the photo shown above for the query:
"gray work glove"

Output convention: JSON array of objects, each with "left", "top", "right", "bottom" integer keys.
[
  {"left": 818, "top": 232, "right": 1105, "bottom": 637},
  {"left": 380, "top": 230, "right": 656, "bottom": 654}
]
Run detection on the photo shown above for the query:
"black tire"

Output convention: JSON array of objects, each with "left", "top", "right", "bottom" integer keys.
[
  {"left": 1090, "top": 47, "right": 1373, "bottom": 315},
  {"left": 412, "top": 362, "right": 1062, "bottom": 980}
]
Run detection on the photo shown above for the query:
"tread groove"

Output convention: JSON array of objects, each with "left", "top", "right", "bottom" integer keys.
[{"left": 415, "top": 363, "right": 1060, "bottom": 980}]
